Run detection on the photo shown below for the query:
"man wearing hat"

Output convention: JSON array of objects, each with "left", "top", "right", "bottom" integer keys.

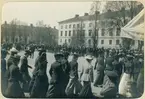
[
  {"left": 100, "top": 70, "right": 118, "bottom": 98},
  {"left": 5, "top": 55, "right": 25, "bottom": 98},
  {"left": 5, "top": 47, "right": 18, "bottom": 91},
  {"left": 46, "top": 52, "right": 65, "bottom": 97},
  {"left": 61, "top": 51, "right": 71, "bottom": 96},
  {"left": 20, "top": 50, "right": 32, "bottom": 92}
]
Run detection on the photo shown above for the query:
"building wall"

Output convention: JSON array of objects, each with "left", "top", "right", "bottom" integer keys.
[{"left": 58, "top": 20, "right": 123, "bottom": 48}]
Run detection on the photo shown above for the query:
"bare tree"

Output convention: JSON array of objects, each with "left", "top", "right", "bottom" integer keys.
[{"left": 70, "top": 20, "right": 85, "bottom": 48}]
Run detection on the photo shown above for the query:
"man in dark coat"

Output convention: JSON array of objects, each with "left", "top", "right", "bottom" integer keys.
[
  {"left": 46, "top": 52, "right": 65, "bottom": 98},
  {"left": 5, "top": 55, "right": 25, "bottom": 98},
  {"left": 61, "top": 51, "right": 71, "bottom": 96},
  {"left": 20, "top": 50, "right": 32, "bottom": 92},
  {"left": 5, "top": 47, "right": 18, "bottom": 91},
  {"left": 94, "top": 50, "right": 105, "bottom": 87}
]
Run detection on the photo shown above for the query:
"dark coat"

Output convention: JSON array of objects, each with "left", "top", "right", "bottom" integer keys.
[
  {"left": 20, "top": 55, "right": 31, "bottom": 82},
  {"left": 30, "top": 60, "right": 48, "bottom": 98},
  {"left": 94, "top": 56, "right": 105, "bottom": 86},
  {"left": 32, "top": 56, "right": 40, "bottom": 76},
  {"left": 105, "top": 56, "right": 114, "bottom": 71},
  {"left": 46, "top": 61, "right": 66, "bottom": 97},
  {"left": 100, "top": 75, "right": 117, "bottom": 98},
  {"left": 69, "top": 60, "right": 78, "bottom": 79},
  {"left": 5, "top": 64, "right": 24, "bottom": 98}
]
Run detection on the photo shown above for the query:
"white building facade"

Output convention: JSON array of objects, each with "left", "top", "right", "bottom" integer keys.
[{"left": 58, "top": 12, "right": 140, "bottom": 49}]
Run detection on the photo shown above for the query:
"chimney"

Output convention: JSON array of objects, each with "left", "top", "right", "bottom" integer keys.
[
  {"left": 75, "top": 14, "right": 79, "bottom": 18},
  {"left": 84, "top": 13, "right": 89, "bottom": 16}
]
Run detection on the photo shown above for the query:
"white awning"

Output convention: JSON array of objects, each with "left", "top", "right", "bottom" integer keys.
[{"left": 121, "top": 9, "right": 144, "bottom": 41}]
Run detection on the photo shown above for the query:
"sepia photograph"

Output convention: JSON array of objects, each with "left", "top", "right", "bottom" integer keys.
[{"left": 1, "top": 1, "right": 144, "bottom": 98}]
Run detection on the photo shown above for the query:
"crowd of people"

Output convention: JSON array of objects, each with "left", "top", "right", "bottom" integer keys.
[{"left": 1, "top": 43, "right": 144, "bottom": 98}]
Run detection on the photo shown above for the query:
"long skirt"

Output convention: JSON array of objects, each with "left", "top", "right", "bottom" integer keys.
[
  {"left": 30, "top": 74, "right": 48, "bottom": 98},
  {"left": 5, "top": 79, "right": 25, "bottom": 98},
  {"left": 79, "top": 81, "right": 93, "bottom": 98},
  {"left": 119, "top": 73, "right": 132, "bottom": 97},
  {"left": 46, "top": 83, "right": 64, "bottom": 98},
  {"left": 94, "top": 70, "right": 104, "bottom": 86},
  {"left": 65, "top": 78, "right": 82, "bottom": 97}
]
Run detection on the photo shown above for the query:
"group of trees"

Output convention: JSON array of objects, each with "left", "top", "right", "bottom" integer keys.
[{"left": 1, "top": 19, "right": 58, "bottom": 46}]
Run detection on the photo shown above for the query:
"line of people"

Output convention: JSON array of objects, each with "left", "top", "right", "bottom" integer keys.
[{"left": 1, "top": 46, "right": 144, "bottom": 98}]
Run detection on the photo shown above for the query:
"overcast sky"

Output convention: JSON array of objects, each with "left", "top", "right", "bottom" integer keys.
[{"left": 2, "top": 2, "right": 106, "bottom": 28}]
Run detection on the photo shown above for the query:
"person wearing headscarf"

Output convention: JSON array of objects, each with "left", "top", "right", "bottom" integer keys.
[
  {"left": 46, "top": 52, "right": 65, "bottom": 98},
  {"left": 100, "top": 70, "right": 118, "bottom": 98},
  {"left": 5, "top": 55, "right": 25, "bottom": 98},
  {"left": 65, "top": 53, "right": 82, "bottom": 97},
  {"left": 30, "top": 52, "right": 48, "bottom": 98},
  {"left": 94, "top": 50, "right": 105, "bottom": 87},
  {"left": 20, "top": 50, "right": 32, "bottom": 92},
  {"left": 79, "top": 55, "right": 94, "bottom": 98}
]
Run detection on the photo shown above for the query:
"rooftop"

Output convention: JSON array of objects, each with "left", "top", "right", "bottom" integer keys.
[{"left": 58, "top": 6, "right": 143, "bottom": 24}]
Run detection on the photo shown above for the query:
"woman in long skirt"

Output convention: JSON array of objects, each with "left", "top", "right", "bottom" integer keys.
[
  {"left": 79, "top": 55, "right": 94, "bottom": 98},
  {"left": 119, "top": 55, "right": 134, "bottom": 97},
  {"left": 30, "top": 52, "right": 48, "bottom": 98}
]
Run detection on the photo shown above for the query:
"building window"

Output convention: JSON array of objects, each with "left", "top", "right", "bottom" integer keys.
[
  {"left": 101, "top": 40, "right": 104, "bottom": 44},
  {"left": 82, "top": 30, "right": 85, "bottom": 36},
  {"left": 88, "top": 39, "right": 91, "bottom": 45},
  {"left": 95, "top": 29, "right": 98, "bottom": 36},
  {"left": 68, "top": 39, "right": 71, "bottom": 43},
  {"left": 65, "top": 25, "right": 67, "bottom": 29},
  {"left": 77, "top": 24, "right": 80, "bottom": 28},
  {"left": 65, "top": 39, "right": 67, "bottom": 43},
  {"left": 69, "top": 24, "right": 71, "bottom": 28},
  {"left": 69, "top": 31, "right": 71, "bottom": 36},
  {"left": 109, "top": 28, "right": 113, "bottom": 36},
  {"left": 109, "top": 40, "right": 112, "bottom": 45},
  {"left": 116, "top": 28, "right": 121, "bottom": 36},
  {"left": 83, "top": 23, "right": 85, "bottom": 28},
  {"left": 65, "top": 31, "right": 67, "bottom": 36},
  {"left": 61, "top": 25, "right": 63, "bottom": 29},
  {"left": 60, "top": 39, "right": 62, "bottom": 42},
  {"left": 116, "top": 40, "right": 120, "bottom": 45},
  {"left": 73, "top": 24, "right": 75, "bottom": 28},
  {"left": 132, "top": 40, "right": 135, "bottom": 45},
  {"left": 101, "top": 29, "right": 105, "bottom": 36},
  {"left": 73, "top": 30, "right": 75, "bottom": 36},
  {"left": 61, "top": 31, "right": 63, "bottom": 36},
  {"left": 89, "top": 23, "right": 92, "bottom": 27},
  {"left": 89, "top": 30, "right": 92, "bottom": 36}
]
